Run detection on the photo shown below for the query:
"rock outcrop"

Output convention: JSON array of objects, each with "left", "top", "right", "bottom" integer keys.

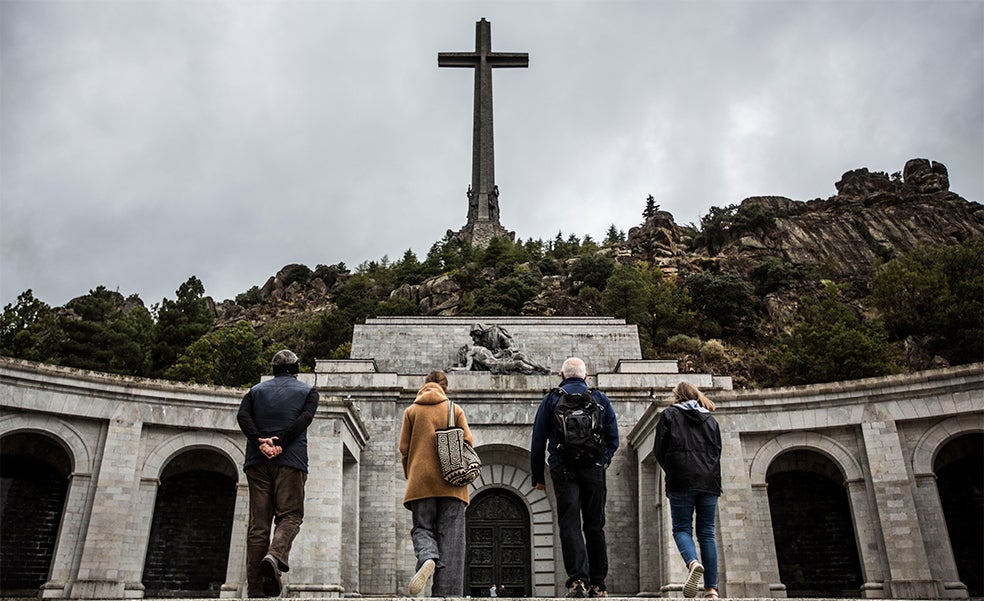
[
  {"left": 708, "top": 158, "right": 981, "bottom": 282},
  {"left": 215, "top": 264, "right": 336, "bottom": 326},
  {"left": 391, "top": 274, "right": 462, "bottom": 316},
  {"left": 602, "top": 158, "right": 981, "bottom": 287},
  {"left": 214, "top": 158, "right": 982, "bottom": 332}
]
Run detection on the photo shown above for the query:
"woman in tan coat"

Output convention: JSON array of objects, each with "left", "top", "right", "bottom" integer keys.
[{"left": 399, "top": 370, "right": 473, "bottom": 597}]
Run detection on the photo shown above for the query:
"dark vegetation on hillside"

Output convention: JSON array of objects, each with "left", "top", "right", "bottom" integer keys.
[{"left": 3, "top": 161, "right": 982, "bottom": 389}]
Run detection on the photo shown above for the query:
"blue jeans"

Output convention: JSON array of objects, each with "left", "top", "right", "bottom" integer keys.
[
  {"left": 668, "top": 491, "right": 719, "bottom": 591},
  {"left": 410, "top": 497, "right": 466, "bottom": 596}
]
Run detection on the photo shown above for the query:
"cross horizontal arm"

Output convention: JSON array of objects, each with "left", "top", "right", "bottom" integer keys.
[
  {"left": 487, "top": 53, "right": 529, "bottom": 68},
  {"left": 438, "top": 52, "right": 530, "bottom": 68},
  {"left": 438, "top": 53, "right": 479, "bottom": 67}
]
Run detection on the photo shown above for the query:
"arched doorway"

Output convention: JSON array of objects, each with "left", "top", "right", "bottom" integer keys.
[
  {"left": 766, "top": 450, "right": 863, "bottom": 597},
  {"left": 466, "top": 488, "right": 532, "bottom": 597},
  {"left": 0, "top": 432, "right": 71, "bottom": 596},
  {"left": 935, "top": 432, "right": 983, "bottom": 597},
  {"left": 141, "top": 449, "right": 237, "bottom": 598}
]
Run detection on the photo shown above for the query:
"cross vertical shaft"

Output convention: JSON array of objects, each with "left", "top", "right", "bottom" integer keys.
[{"left": 439, "top": 18, "right": 528, "bottom": 230}]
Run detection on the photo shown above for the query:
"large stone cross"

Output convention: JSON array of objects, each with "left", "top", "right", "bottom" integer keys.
[{"left": 439, "top": 18, "right": 528, "bottom": 230}]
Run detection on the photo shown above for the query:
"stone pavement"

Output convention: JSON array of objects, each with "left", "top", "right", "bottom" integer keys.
[{"left": 0, "top": 598, "right": 956, "bottom": 601}]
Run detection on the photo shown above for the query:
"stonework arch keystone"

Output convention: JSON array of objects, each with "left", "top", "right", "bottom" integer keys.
[
  {"left": 141, "top": 432, "right": 245, "bottom": 482},
  {"left": 0, "top": 413, "right": 92, "bottom": 474},
  {"left": 912, "top": 414, "right": 984, "bottom": 476},
  {"left": 750, "top": 431, "right": 863, "bottom": 485}
]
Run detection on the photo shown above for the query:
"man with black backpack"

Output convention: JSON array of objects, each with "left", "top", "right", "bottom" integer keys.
[{"left": 531, "top": 357, "right": 620, "bottom": 598}]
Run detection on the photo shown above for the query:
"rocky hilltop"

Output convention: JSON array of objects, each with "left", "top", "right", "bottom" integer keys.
[
  {"left": 704, "top": 158, "right": 978, "bottom": 280},
  {"left": 606, "top": 157, "right": 977, "bottom": 282},
  {"left": 208, "top": 158, "right": 981, "bottom": 384},
  {"left": 221, "top": 158, "right": 979, "bottom": 320}
]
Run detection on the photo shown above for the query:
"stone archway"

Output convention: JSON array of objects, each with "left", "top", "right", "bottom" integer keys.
[
  {"left": 141, "top": 448, "right": 238, "bottom": 597},
  {"left": 934, "top": 432, "right": 983, "bottom": 597},
  {"left": 466, "top": 488, "right": 532, "bottom": 597},
  {"left": 467, "top": 447, "right": 556, "bottom": 597},
  {"left": 0, "top": 431, "right": 72, "bottom": 596},
  {"left": 766, "top": 449, "right": 864, "bottom": 598}
]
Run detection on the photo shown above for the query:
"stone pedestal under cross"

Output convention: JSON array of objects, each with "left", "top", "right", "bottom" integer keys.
[{"left": 439, "top": 18, "right": 526, "bottom": 246}]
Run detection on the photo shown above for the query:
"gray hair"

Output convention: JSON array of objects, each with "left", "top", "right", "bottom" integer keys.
[
  {"left": 560, "top": 357, "right": 587, "bottom": 379},
  {"left": 272, "top": 349, "right": 299, "bottom": 366}
]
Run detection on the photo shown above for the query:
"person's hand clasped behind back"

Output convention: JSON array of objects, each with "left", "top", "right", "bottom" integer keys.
[{"left": 258, "top": 437, "right": 281, "bottom": 459}]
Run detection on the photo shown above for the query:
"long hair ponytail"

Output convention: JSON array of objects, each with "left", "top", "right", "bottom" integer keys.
[{"left": 672, "top": 380, "right": 715, "bottom": 411}]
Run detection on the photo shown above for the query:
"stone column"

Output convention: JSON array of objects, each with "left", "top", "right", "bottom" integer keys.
[
  {"left": 912, "top": 472, "right": 968, "bottom": 598},
  {"left": 636, "top": 458, "right": 661, "bottom": 596},
  {"left": 339, "top": 453, "right": 361, "bottom": 594},
  {"left": 530, "top": 486, "right": 556, "bottom": 597},
  {"left": 285, "top": 418, "right": 345, "bottom": 597},
  {"left": 845, "top": 478, "right": 888, "bottom": 598},
  {"left": 357, "top": 397, "right": 404, "bottom": 595},
  {"left": 861, "top": 419, "right": 940, "bottom": 598},
  {"left": 221, "top": 480, "right": 251, "bottom": 598},
  {"left": 71, "top": 407, "right": 143, "bottom": 599},
  {"left": 42, "top": 473, "right": 94, "bottom": 599},
  {"left": 657, "top": 490, "right": 680, "bottom": 597},
  {"left": 117, "top": 474, "right": 161, "bottom": 595},
  {"left": 716, "top": 429, "right": 781, "bottom": 598}
]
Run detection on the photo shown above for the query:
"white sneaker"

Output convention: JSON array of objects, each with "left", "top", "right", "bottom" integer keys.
[
  {"left": 409, "top": 558, "right": 436, "bottom": 595},
  {"left": 683, "top": 560, "right": 704, "bottom": 599}
]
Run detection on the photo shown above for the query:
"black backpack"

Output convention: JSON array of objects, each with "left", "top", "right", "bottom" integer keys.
[{"left": 552, "top": 387, "right": 607, "bottom": 463}]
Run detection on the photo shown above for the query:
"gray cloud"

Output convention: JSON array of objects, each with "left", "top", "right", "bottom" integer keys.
[{"left": 2, "top": 0, "right": 981, "bottom": 308}]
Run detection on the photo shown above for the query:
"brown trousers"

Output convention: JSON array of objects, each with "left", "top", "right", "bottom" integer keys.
[{"left": 245, "top": 464, "right": 307, "bottom": 597}]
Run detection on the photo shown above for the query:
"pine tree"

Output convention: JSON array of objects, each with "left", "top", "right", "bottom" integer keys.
[{"left": 642, "top": 195, "right": 659, "bottom": 222}]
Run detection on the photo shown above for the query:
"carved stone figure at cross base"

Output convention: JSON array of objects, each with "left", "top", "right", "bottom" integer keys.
[
  {"left": 451, "top": 323, "right": 551, "bottom": 375},
  {"left": 469, "top": 323, "right": 513, "bottom": 355},
  {"left": 454, "top": 344, "right": 550, "bottom": 375}
]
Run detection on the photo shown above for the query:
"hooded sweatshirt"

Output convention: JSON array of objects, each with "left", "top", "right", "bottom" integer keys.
[
  {"left": 399, "top": 381, "right": 473, "bottom": 507},
  {"left": 652, "top": 399, "right": 722, "bottom": 495}
]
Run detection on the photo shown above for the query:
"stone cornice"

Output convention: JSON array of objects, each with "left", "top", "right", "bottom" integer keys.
[
  {"left": 713, "top": 362, "right": 984, "bottom": 412},
  {"left": 0, "top": 357, "right": 370, "bottom": 446}
]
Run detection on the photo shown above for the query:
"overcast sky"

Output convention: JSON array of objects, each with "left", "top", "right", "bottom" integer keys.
[{"left": 2, "top": 0, "right": 982, "bottom": 309}]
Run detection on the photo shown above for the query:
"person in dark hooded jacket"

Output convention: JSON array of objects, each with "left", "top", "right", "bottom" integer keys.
[{"left": 653, "top": 381, "right": 722, "bottom": 600}]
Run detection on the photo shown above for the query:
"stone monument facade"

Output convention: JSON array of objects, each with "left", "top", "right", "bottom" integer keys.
[{"left": 1, "top": 320, "right": 981, "bottom": 599}]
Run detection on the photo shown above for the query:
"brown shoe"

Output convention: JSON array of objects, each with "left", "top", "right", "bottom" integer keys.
[
  {"left": 589, "top": 584, "right": 608, "bottom": 597},
  {"left": 566, "top": 580, "right": 588, "bottom": 598}
]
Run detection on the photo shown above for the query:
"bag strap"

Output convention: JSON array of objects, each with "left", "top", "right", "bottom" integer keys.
[{"left": 447, "top": 400, "right": 455, "bottom": 428}]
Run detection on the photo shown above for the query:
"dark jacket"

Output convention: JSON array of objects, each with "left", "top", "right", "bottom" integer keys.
[
  {"left": 237, "top": 374, "right": 319, "bottom": 473},
  {"left": 530, "top": 377, "right": 620, "bottom": 486},
  {"left": 653, "top": 400, "right": 722, "bottom": 495}
]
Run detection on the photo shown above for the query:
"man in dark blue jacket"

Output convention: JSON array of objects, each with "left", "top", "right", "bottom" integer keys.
[
  {"left": 531, "top": 357, "right": 619, "bottom": 598},
  {"left": 237, "top": 349, "right": 319, "bottom": 597}
]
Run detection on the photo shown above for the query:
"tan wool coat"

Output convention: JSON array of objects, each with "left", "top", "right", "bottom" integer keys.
[{"left": 399, "top": 381, "right": 473, "bottom": 508}]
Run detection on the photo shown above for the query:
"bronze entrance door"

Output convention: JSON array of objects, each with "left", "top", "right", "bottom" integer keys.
[{"left": 466, "top": 489, "right": 532, "bottom": 597}]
